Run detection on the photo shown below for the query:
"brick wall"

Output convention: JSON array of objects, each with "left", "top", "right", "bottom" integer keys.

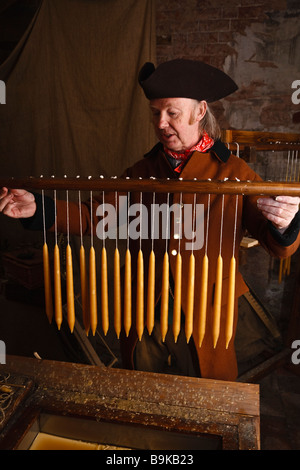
[{"left": 155, "top": 0, "right": 300, "bottom": 136}]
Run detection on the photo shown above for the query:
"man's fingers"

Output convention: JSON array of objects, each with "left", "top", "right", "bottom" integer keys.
[
  {"left": 258, "top": 202, "right": 293, "bottom": 218},
  {"left": 257, "top": 197, "right": 299, "bottom": 214},
  {"left": 9, "top": 189, "right": 35, "bottom": 201},
  {"left": 0, "top": 192, "right": 13, "bottom": 212},
  {"left": 0, "top": 188, "right": 36, "bottom": 218},
  {"left": 0, "top": 187, "right": 8, "bottom": 197},
  {"left": 257, "top": 196, "right": 299, "bottom": 230},
  {"left": 259, "top": 209, "right": 288, "bottom": 229},
  {"left": 257, "top": 196, "right": 299, "bottom": 207},
  {"left": 3, "top": 203, "right": 29, "bottom": 218},
  {"left": 274, "top": 195, "right": 300, "bottom": 205}
]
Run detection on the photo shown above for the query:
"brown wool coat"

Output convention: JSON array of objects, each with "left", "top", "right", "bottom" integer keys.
[{"left": 55, "top": 147, "right": 300, "bottom": 381}]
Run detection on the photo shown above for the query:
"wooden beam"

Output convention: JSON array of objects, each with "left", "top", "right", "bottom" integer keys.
[{"left": 0, "top": 177, "right": 300, "bottom": 196}]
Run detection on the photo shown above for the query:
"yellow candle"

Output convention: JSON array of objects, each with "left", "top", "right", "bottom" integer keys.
[
  {"left": 66, "top": 244, "right": 75, "bottom": 333},
  {"left": 124, "top": 248, "right": 132, "bottom": 337},
  {"left": 212, "top": 254, "right": 223, "bottom": 348},
  {"left": 80, "top": 245, "right": 89, "bottom": 334},
  {"left": 225, "top": 256, "right": 236, "bottom": 349},
  {"left": 43, "top": 242, "right": 53, "bottom": 324},
  {"left": 160, "top": 251, "right": 169, "bottom": 342},
  {"left": 114, "top": 248, "right": 121, "bottom": 339},
  {"left": 136, "top": 249, "right": 144, "bottom": 341},
  {"left": 198, "top": 253, "right": 208, "bottom": 347},
  {"left": 173, "top": 253, "right": 182, "bottom": 343},
  {"left": 53, "top": 244, "right": 63, "bottom": 330},
  {"left": 185, "top": 253, "right": 195, "bottom": 343},
  {"left": 101, "top": 247, "right": 109, "bottom": 335},
  {"left": 146, "top": 250, "right": 155, "bottom": 336},
  {"left": 89, "top": 246, "right": 97, "bottom": 336}
]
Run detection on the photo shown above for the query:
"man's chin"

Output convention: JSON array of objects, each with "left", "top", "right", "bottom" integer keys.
[
  {"left": 165, "top": 145, "right": 183, "bottom": 152},
  {"left": 160, "top": 137, "right": 181, "bottom": 151}
]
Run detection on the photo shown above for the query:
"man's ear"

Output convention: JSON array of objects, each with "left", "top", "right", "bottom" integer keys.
[{"left": 196, "top": 100, "right": 207, "bottom": 122}]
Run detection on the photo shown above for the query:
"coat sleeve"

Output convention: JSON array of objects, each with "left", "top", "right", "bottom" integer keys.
[
  {"left": 242, "top": 172, "right": 300, "bottom": 259},
  {"left": 19, "top": 188, "right": 121, "bottom": 237}
]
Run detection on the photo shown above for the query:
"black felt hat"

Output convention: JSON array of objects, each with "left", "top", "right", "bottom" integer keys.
[{"left": 138, "top": 59, "right": 238, "bottom": 102}]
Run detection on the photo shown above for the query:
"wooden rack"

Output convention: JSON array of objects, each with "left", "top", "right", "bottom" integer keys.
[
  {"left": 221, "top": 129, "right": 300, "bottom": 382},
  {"left": 0, "top": 176, "right": 299, "bottom": 351},
  {"left": 222, "top": 129, "right": 300, "bottom": 152}
]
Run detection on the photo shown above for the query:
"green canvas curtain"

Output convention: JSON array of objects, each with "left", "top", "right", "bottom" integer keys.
[
  {"left": 0, "top": 0, "right": 156, "bottom": 178},
  {"left": 0, "top": 0, "right": 157, "bottom": 324}
]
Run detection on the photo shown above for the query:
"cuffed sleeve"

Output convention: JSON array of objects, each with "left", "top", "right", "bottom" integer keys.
[
  {"left": 268, "top": 211, "right": 300, "bottom": 247},
  {"left": 19, "top": 192, "right": 55, "bottom": 231}
]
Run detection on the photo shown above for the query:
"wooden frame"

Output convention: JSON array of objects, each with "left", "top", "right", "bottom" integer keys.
[
  {"left": 222, "top": 129, "right": 300, "bottom": 382},
  {"left": 0, "top": 355, "right": 260, "bottom": 450},
  {"left": 222, "top": 130, "right": 300, "bottom": 152}
]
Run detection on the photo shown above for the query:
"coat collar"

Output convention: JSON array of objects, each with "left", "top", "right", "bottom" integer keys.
[
  {"left": 144, "top": 139, "right": 231, "bottom": 163},
  {"left": 209, "top": 139, "right": 231, "bottom": 162}
]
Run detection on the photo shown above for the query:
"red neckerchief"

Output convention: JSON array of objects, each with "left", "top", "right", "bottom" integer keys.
[{"left": 164, "top": 132, "right": 214, "bottom": 173}]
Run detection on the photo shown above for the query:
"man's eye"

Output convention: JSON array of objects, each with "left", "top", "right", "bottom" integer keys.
[{"left": 169, "top": 112, "right": 177, "bottom": 117}]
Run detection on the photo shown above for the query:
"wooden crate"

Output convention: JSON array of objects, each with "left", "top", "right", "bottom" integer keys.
[{"left": 0, "top": 356, "right": 260, "bottom": 450}]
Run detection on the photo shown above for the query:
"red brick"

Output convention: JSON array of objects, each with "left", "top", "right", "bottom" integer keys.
[
  {"left": 199, "top": 19, "right": 230, "bottom": 31},
  {"left": 204, "top": 42, "right": 236, "bottom": 56},
  {"left": 197, "top": 0, "right": 240, "bottom": 7},
  {"left": 238, "top": 6, "right": 267, "bottom": 19},
  {"left": 156, "top": 10, "right": 182, "bottom": 24},
  {"left": 260, "top": 101, "right": 291, "bottom": 127},
  {"left": 209, "top": 56, "right": 230, "bottom": 69},
  {"left": 230, "top": 18, "right": 254, "bottom": 34},
  {"left": 156, "top": 54, "right": 174, "bottom": 65},
  {"left": 195, "top": 7, "right": 223, "bottom": 19},
  {"left": 172, "top": 33, "right": 188, "bottom": 45},
  {"left": 240, "top": 0, "right": 285, "bottom": 7},
  {"left": 188, "top": 32, "right": 219, "bottom": 44},
  {"left": 156, "top": 0, "right": 182, "bottom": 11},
  {"left": 173, "top": 43, "right": 205, "bottom": 58},
  {"left": 156, "top": 45, "right": 173, "bottom": 61},
  {"left": 156, "top": 35, "right": 172, "bottom": 45},
  {"left": 262, "top": 0, "right": 286, "bottom": 10},
  {"left": 222, "top": 7, "right": 239, "bottom": 19},
  {"left": 157, "top": 12, "right": 199, "bottom": 34},
  {"left": 218, "top": 31, "right": 235, "bottom": 42}
]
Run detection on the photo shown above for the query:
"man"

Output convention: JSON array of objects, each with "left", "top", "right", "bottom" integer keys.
[{"left": 1, "top": 59, "right": 300, "bottom": 380}]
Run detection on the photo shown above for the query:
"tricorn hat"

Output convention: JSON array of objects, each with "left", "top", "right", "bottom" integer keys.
[{"left": 138, "top": 59, "right": 238, "bottom": 102}]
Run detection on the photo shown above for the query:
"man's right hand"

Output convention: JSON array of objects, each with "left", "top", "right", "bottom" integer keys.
[{"left": 0, "top": 188, "right": 36, "bottom": 218}]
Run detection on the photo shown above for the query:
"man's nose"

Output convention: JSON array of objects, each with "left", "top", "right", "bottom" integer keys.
[{"left": 157, "top": 115, "right": 169, "bottom": 129}]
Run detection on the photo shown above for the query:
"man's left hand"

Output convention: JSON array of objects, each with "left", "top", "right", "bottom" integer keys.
[{"left": 257, "top": 196, "right": 300, "bottom": 231}]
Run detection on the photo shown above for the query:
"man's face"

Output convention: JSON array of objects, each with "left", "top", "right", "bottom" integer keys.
[{"left": 149, "top": 97, "right": 206, "bottom": 153}]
